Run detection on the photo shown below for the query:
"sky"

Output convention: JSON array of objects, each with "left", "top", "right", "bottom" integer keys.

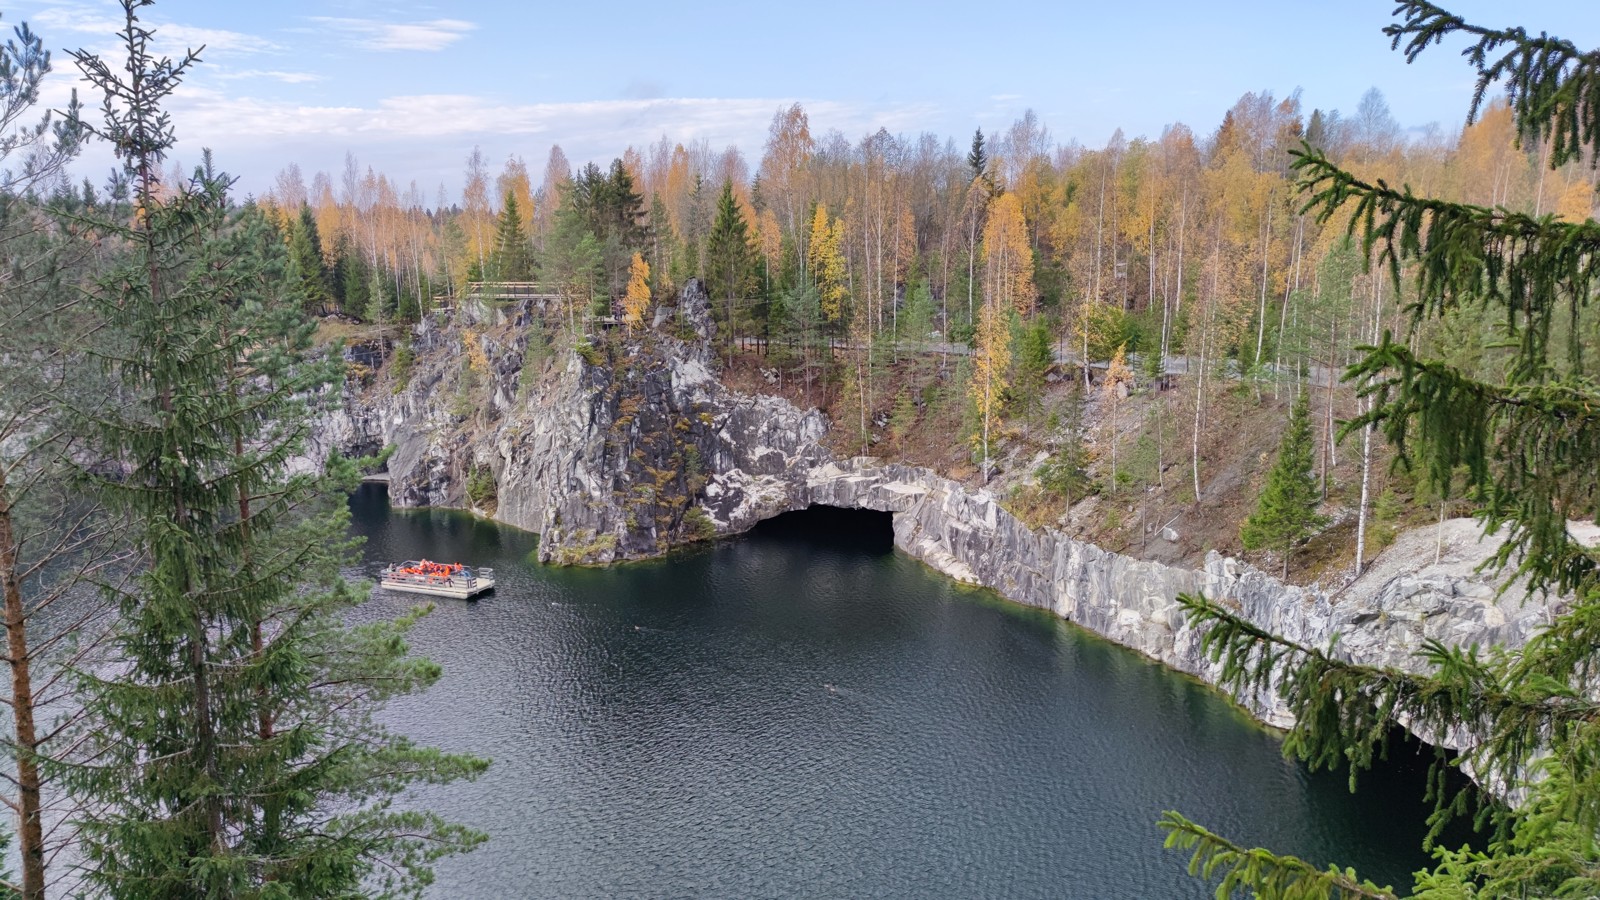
[{"left": 8, "top": 0, "right": 1600, "bottom": 202}]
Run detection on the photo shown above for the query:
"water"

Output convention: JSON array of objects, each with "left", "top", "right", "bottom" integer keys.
[{"left": 349, "top": 485, "right": 1453, "bottom": 898}]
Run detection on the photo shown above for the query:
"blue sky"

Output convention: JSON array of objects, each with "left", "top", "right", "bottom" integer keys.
[{"left": 11, "top": 0, "right": 1600, "bottom": 201}]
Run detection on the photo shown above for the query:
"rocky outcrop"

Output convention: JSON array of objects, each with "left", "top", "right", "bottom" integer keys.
[
  {"left": 803, "top": 458, "right": 1557, "bottom": 728},
  {"left": 493, "top": 320, "right": 829, "bottom": 564},
  {"left": 324, "top": 280, "right": 830, "bottom": 565},
  {"left": 318, "top": 280, "right": 1559, "bottom": 733}
]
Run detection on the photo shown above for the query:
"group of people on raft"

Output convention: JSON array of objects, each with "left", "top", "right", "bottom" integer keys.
[{"left": 397, "top": 560, "right": 465, "bottom": 579}]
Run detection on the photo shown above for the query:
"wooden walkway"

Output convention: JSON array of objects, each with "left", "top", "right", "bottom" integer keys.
[{"left": 462, "top": 282, "right": 562, "bottom": 302}]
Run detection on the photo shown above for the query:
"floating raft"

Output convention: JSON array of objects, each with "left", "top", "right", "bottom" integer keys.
[{"left": 379, "top": 559, "right": 495, "bottom": 600}]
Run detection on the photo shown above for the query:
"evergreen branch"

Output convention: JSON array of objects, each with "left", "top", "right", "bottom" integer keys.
[
  {"left": 1386, "top": 1, "right": 1600, "bottom": 172},
  {"left": 1342, "top": 336, "right": 1600, "bottom": 596},
  {"left": 1293, "top": 149, "right": 1600, "bottom": 378},
  {"left": 1159, "top": 811, "right": 1399, "bottom": 899},
  {"left": 1178, "top": 592, "right": 1600, "bottom": 833}
]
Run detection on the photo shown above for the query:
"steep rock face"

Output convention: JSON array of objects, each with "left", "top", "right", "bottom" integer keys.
[
  {"left": 804, "top": 458, "right": 1556, "bottom": 728},
  {"left": 325, "top": 280, "right": 827, "bottom": 565},
  {"left": 319, "top": 282, "right": 1557, "bottom": 736},
  {"left": 493, "top": 326, "right": 829, "bottom": 564}
]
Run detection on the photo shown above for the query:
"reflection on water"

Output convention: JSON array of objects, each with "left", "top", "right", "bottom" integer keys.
[{"left": 348, "top": 486, "right": 1454, "bottom": 899}]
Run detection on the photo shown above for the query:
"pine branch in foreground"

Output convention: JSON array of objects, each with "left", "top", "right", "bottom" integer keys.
[{"left": 1159, "top": 811, "right": 1399, "bottom": 900}]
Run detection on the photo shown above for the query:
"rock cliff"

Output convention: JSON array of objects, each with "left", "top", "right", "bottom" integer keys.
[
  {"left": 320, "top": 280, "right": 1558, "bottom": 732},
  {"left": 804, "top": 458, "right": 1557, "bottom": 728}
]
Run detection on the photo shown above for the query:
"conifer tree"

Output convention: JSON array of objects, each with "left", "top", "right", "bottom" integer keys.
[
  {"left": 967, "top": 128, "right": 991, "bottom": 190},
  {"left": 704, "top": 179, "right": 758, "bottom": 362},
  {"left": 287, "top": 204, "right": 330, "bottom": 313},
  {"left": 1167, "top": 4, "right": 1600, "bottom": 896},
  {"left": 491, "top": 189, "right": 534, "bottom": 282},
  {"left": 64, "top": 5, "right": 486, "bottom": 896},
  {"left": 1239, "top": 390, "right": 1325, "bottom": 578}
]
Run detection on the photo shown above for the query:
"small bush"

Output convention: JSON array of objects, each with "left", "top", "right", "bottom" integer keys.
[
  {"left": 681, "top": 506, "right": 713, "bottom": 538},
  {"left": 390, "top": 343, "right": 415, "bottom": 394},
  {"left": 574, "top": 339, "right": 604, "bottom": 367},
  {"left": 466, "top": 464, "right": 497, "bottom": 510},
  {"left": 682, "top": 506, "right": 716, "bottom": 542}
]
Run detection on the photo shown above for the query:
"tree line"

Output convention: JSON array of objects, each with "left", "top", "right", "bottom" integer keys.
[{"left": 259, "top": 66, "right": 1600, "bottom": 501}]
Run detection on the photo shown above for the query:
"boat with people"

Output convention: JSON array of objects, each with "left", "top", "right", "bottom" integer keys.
[{"left": 378, "top": 559, "right": 495, "bottom": 599}]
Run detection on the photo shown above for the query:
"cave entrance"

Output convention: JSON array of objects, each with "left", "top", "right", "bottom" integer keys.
[
  {"left": 1309, "top": 724, "right": 1487, "bottom": 859},
  {"left": 747, "top": 505, "right": 894, "bottom": 554}
]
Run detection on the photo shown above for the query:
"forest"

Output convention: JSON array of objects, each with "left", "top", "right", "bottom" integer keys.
[
  {"left": 247, "top": 77, "right": 1596, "bottom": 582},
  {"left": 3, "top": 0, "right": 1600, "bottom": 896}
]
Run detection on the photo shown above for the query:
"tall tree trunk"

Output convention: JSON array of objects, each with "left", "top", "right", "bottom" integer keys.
[
  {"left": 1317, "top": 272, "right": 1336, "bottom": 500},
  {"left": 1094, "top": 169, "right": 1106, "bottom": 301},
  {"left": 1192, "top": 234, "right": 1220, "bottom": 502},
  {"left": 0, "top": 470, "right": 45, "bottom": 900},
  {"left": 1174, "top": 188, "right": 1187, "bottom": 322},
  {"left": 1254, "top": 200, "right": 1271, "bottom": 369},
  {"left": 967, "top": 203, "right": 978, "bottom": 327},
  {"left": 1191, "top": 322, "right": 1206, "bottom": 502},
  {"left": 1275, "top": 216, "right": 1304, "bottom": 399},
  {"left": 1355, "top": 412, "right": 1373, "bottom": 576},
  {"left": 1353, "top": 270, "right": 1383, "bottom": 577}
]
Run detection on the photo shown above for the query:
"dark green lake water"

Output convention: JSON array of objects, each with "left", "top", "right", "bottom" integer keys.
[{"left": 349, "top": 485, "right": 1447, "bottom": 898}]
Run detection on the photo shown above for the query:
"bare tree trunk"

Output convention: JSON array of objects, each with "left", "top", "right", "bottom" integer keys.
[
  {"left": 1353, "top": 270, "right": 1383, "bottom": 577},
  {"left": 1191, "top": 325, "right": 1206, "bottom": 502},
  {"left": 1355, "top": 414, "right": 1373, "bottom": 577},
  {"left": 1155, "top": 389, "right": 1165, "bottom": 489},
  {"left": 1254, "top": 200, "right": 1271, "bottom": 369},
  {"left": 0, "top": 472, "right": 45, "bottom": 900},
  {"left": 1192, "top": 234, "right": 1220, "bottom": 502},
  {"left": 1174, "top": 188, "right": 1186, "bottom": 322},
  {"left": 1094, "top": 169, "right": 1106, "bottom": 301},
  {"left": 1275, "top": 216, "right": 1303, "bottom": 399},
  {"left": 1109, "top": 399, "right": 1119, "bottom": 486},
  {"left": 1082, "top": 309, "right": 1091, "bottom": 392}
]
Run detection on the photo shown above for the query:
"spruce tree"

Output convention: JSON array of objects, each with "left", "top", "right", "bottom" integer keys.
[
  {"left": 287, "top": 204, "right": 330, "bottom": 314},
  {"left": 704, "top": 179, "right": 758, "bottom": 361},
  {"left": 1239, "top": 390, "right": 1325, "bottom": 578},
  {"left": 1167, "top": 3, "right": 1600, "bottom": 896},
  {"left": 967, "top": 128, "right": 989, "bottom": 184},
  {"left": 490, "top": 190, "right": 534, "bottom": 282},
  {"left": 64, "top": 5, "right": 485, "bottom": 897}
]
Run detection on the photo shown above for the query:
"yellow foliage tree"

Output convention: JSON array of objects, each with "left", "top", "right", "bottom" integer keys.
[
  {"left": 807, "top": 203, "right": 849, "bottom": 323},
  {"left": 970, "top": 293, "right": 1012, "bottom": 482},
  {"left": 622, "top": 252, "right": 651, "bottom": 330},
  {"left": 982, "top": 192, "right": 1035, "bottom": 317}
]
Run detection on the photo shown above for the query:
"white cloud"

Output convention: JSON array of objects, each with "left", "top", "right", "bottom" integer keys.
[
  {"left": 310, "top": 17, "right": 476, "bottom": 52},
  {"left": 213, "top": 69, "right": 321, "bottom": 85},
  {"left": 137, "top": 87, "right": 939, "bottom": 196},
  {"left": 30, "top": 2, "right": 280, "bottom": 55},
  {"left": 161, "top": 89, "right": 937, "bottom": 149},
  {"left": 28, "top": 3, "right": 122, "bottom": 37},
  {"left": 153, "top": 23, "right": 282, "bottom": 55}
]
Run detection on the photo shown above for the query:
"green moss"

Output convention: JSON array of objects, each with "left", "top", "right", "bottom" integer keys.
[{"left": 547, "top": 530, "right": 619, "bottom": 566}]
